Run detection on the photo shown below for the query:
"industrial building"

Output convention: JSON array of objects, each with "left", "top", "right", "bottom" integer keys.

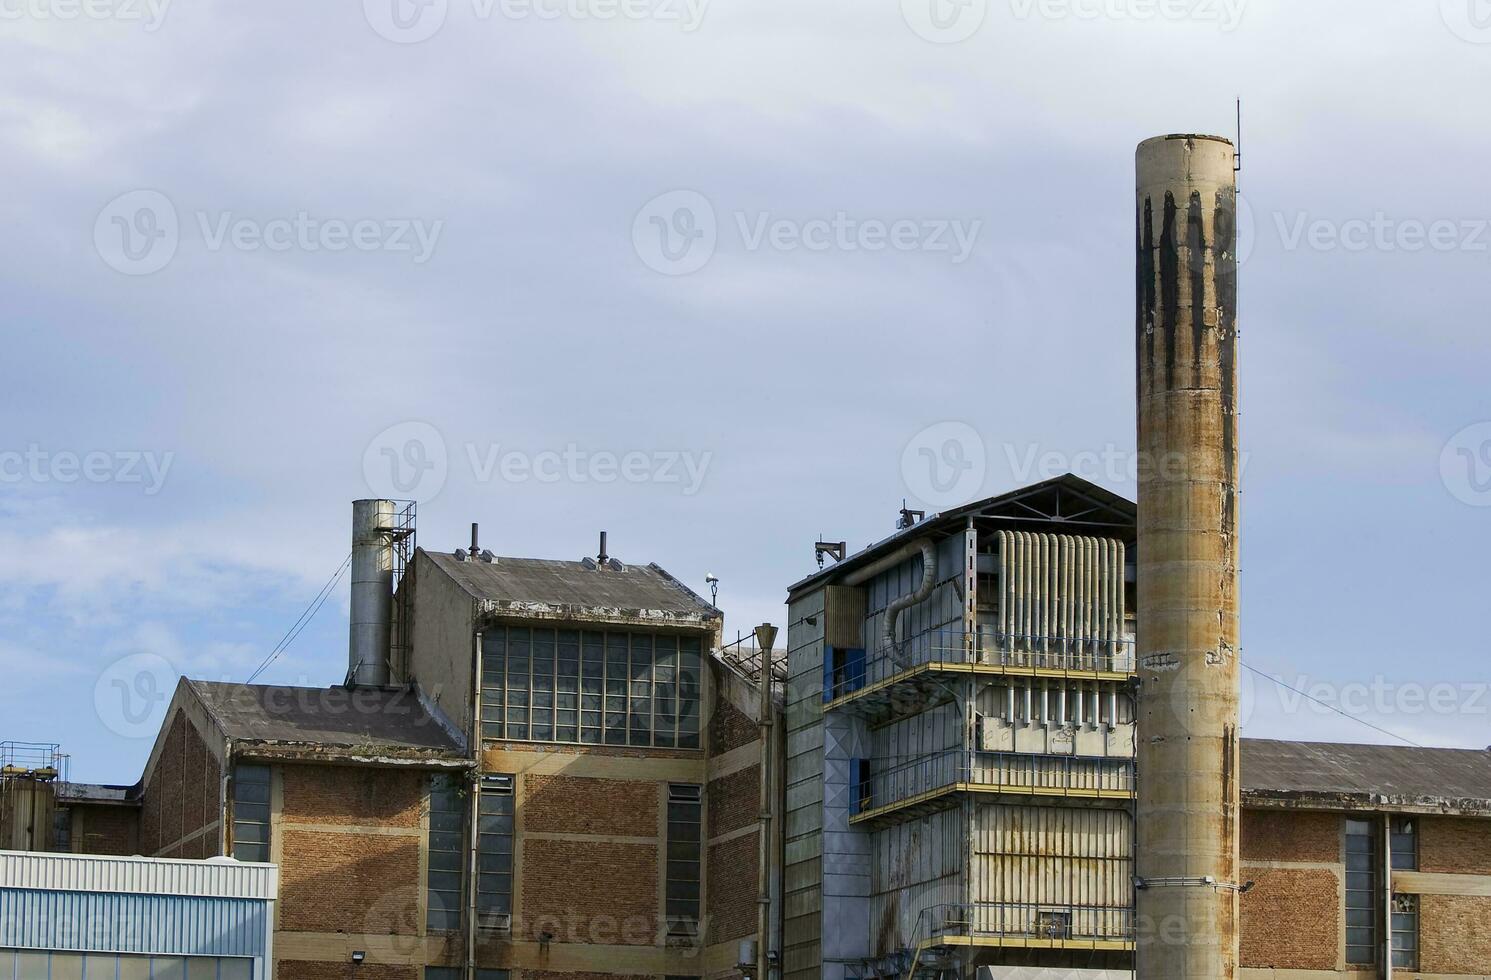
[
  {"left": 0, "top": 847, "right": 277, "bottom": 980},
  {"left": 4, "top": 505, "right": 779, "bottom": 980},
  {"left": 6, "top": 133, "right": 1491, "bottom": 980}
]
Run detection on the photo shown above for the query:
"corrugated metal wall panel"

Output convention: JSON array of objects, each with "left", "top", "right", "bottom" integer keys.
[
  {"left": 0, "top": 890, "right": 270, "bottom": 957},
  {"left": 971, "top": 803, "right": 1132, "bottom": 910},
  {"left": 0, "top": 853, "right": 275, "bottom": 901}
]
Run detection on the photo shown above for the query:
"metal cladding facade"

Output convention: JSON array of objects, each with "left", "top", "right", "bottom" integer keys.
[{"left": 1133, "top": 134, "right": 1241, "bottom": 979}]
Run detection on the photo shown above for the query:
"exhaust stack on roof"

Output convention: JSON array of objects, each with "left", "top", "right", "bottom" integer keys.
[
  {"left": 349, "top": 498, "right": 395, "bottom": 688},
  {"left": 1134, "top": 134, "right": 1241, "bottom": 979}
]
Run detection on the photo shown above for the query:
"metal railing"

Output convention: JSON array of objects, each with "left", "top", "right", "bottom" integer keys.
[
  {"left": 826, "top": 627, "right": 1135, "bottom": 702},
  {"left": 915, "top": 902, "right": 1136, "bottom": 945},
  {"left": 853, "top": 749, "right": 1134, "bottom": 816},
  {"left": 716, "top": 631, "right": 788, "bottom": 683}
]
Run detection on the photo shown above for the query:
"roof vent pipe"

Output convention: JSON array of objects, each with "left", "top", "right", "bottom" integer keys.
[
  {"left": 349, "top": 499, "right": 395, "bottom": 687},
  {"left": 840, "top": 538, "right": 937, "bottom": 657},
  {"left": 598, "top": 531, "right": 608, "bottom": 566}
]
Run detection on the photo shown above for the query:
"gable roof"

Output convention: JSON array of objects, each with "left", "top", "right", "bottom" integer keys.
[
  {"left": 423, "top": 551, "right": 720, "bottom": 628},
  {"left": 186, "top": 680, "right": 467, "bottom": 765},
  {"left": 1241, "top": 738, "right": 1491, "bottom": 815},
  {"left": 788, "top": 473, "right": 1136, "bottom": 597}
]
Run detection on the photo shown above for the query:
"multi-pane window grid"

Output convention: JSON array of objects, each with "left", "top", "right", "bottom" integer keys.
[
  {"left": 427, "top": 774, "right": 464, "bottom": 932},
  {"left": 479, "top": 628, "right": 702, "bottom": 748},
  {"left": 666, "top": 784, "right": 702, "bottom": 940},
  {"left": 1345, "top": 819, "right": 1378, "bottom": 965},
  {"left": 1390, "top": 818, "right": 1419, "bottom": 969},
  {"left": 231, "top": 764, "right": 270, "bottom": 863},
  {"left": 478, "top": 775, "right": 515, "bottom": 927}
]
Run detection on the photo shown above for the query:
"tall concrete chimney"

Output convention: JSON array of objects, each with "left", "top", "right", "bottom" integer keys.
[
  {"left": 1134, "top": 134, "right": 1241, "bottom": 979},
  {"left": 349, "top": 498, "right": 395, "bottom": 687}
]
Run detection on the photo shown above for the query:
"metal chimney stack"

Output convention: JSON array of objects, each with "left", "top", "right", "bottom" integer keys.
[
  {"left": 1134, "top": 134, "right": 1241, "bottom": 979},
  {"left": 349, "top": 498, "right": 395, "bottom": 687}
]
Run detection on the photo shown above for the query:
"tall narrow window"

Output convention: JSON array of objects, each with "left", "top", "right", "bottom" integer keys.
[
  {"left": 1345, "top": 818, "right": 1378, "bottom": 965},
  {"left": 666, "top": 783, "right": 702, "bottom": 940},
  {"left": 581, "top": 631, "right": 604, "bottom": 744},
  {"left": 231, "top": 763, "right": 271, "bottom": 862},
  {"left": 1390, "top": 817, "right": 1419, "bottom": 969},
  {"left": 677, "top": 636, "right": 701, "bottom": 749},
  {"left": 477, "top": 774, "right": 515, "bottom": 928},
  {"left": 427, "top": 774, "right": 464, "bottom": 931}
]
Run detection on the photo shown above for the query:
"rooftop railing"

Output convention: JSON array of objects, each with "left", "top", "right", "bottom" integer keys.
[
  {"left": 826, "top": 627, "right": 1135, "bottom": 702},
  {"left": 852, "top": 749, "right": 1135, "bottom": 818},
  {"left": 914, "top": 901, "right": 1136, "bottom": 947}
]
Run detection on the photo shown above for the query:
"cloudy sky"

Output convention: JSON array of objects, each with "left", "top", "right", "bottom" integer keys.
[{"left": 4, "top": 0, "right": 1490, "bottom": 781}]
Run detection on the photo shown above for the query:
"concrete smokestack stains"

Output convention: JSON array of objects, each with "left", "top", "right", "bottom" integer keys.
[{"left": 1134, "top": 134, "right": 1241, "bottom": 979}]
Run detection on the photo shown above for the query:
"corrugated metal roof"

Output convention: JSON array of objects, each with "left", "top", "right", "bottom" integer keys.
[
  {"left": 187, "top": 681, "right": 463, "bottom": 757},
  {"left": 0, "top": 851, "right": 277, "bottom": 900},
  {"left": 1241, "top": 738, "right": 1491, "bottom": 812},
  {"left": 787, "top": 473, "right": 1137, "bottom": 597},
  {"left": 425, "top": 551, "right": 720, "bottom": 625}
]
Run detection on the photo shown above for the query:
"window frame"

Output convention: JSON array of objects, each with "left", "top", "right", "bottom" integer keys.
[
  {"left": 665, "top": 783, "right": 703, "bottom": 941},
  {"left": 230, "top": 763, "right": 272, "bottom": 863}
]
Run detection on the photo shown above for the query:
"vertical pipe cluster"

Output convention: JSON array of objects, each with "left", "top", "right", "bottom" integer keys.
[
  {"left": 349, "top": 498, "right": 395, "bottom": 687},
  {"left": 1134, "top": 134, "right": 1241, "bottom": 980},
  {"left": 995, "top": 531, "right": 1126, "bottom": 666}
]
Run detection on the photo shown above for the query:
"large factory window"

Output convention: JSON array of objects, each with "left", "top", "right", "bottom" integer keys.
[
  {"left": 426, "top": 773, "right": 464, "bottom": 932},
  {"left": 477, "top": 773, "right": 515, "bottom": 927},
  {"left": 231, "top": 763, "right": 271, "bottom": 863},
  {"left": 481, "top": 628, "right": 701, "bottom": 748},
  {"left": 666, "top": 783, "right": 703, "bottom": 940},
  {"left": 1345, "top": 818, "right": 1379, "bottom": 965}
]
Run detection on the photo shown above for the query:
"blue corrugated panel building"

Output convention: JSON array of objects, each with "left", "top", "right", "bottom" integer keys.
[{"left": 0, "top": 850, "right": 276, "bottom": 980}]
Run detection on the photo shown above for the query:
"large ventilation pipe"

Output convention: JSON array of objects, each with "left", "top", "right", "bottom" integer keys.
[
  {"left": 841, "top": 538, "right": 937, "bottom": 657},
  {"left": 349, "top": 498, "right": 396, "bottom": 688},
  {"left": 1134, "top": 134, "right": 1241, "bottom": 979}
]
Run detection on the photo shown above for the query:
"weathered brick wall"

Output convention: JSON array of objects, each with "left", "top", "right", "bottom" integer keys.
[
  {"left": 709, "top": 700, "right": 758, "bottom": 756},
  {"left": 524, "top": 774, "right": 657, "bottom": 838},
  {"left": 279, "top": 827, "right": 422, "bottom": 934},
  {"left": 520, "top": 972, "right": 653, "bottom": 980},
  {"left": 278, "top": 963, "right": 415, "bottom": 980},
  {"left": 280, "top": 765, "right": 423, "bottom": 828},
  {"left": 1238, "top": 867, "right": 1340, "bottom": 971},
  {"left": 1420, "top": 815, "right": 1491, "bottom": 874},
  {"left": 706, "top": 830, "right": 757, "bottom": 945},
  {"left": 1420, "top": 894, "right": 1491, "bottom": 974},
  {"left": 137, "top": 710, "right": 221, "bottom": 857},
  {"left": 522, "top": 838, "right": 658, "bottom": 944},
  {"left": 70, "top": 803, "right": 139, "bottom": 855},
  {"left": 1241, "top": 809, "right": 1339, "bottom": 864},
  {"left": 707, "top": 766, "right": 758, "bottom": 840}
]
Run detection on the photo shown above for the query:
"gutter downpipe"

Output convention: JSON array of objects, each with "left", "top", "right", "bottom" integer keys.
[
  {"left": 754, "top": 623, "right": 779, "bottom": 980},
  {"left": 467, "top": 626, "right": 483, "bottom": 980}
]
